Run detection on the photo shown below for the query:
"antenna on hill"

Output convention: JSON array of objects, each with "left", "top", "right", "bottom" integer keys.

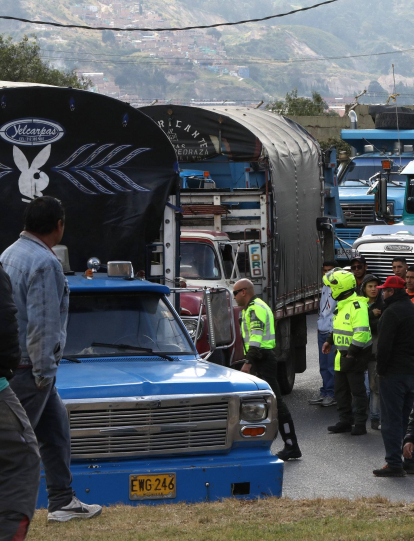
[{"left": 391, "top": 64, "right": 402, "bottom": 168}]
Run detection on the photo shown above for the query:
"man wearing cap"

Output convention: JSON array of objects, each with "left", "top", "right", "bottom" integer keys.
[
  {"left": 350, "top": 256, "right": 368, "bottom": 295},
  {"left": 373, "top": 275, "right": 414, "bottom": 477}
]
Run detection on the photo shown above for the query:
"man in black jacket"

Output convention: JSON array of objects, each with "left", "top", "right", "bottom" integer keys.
[
  {"left": 403, "top": 408, "right": 414, "bottom": 473},
  {"left": 373, "top": 275, "right": 414, "bottom": 477},
  {"left": 0, "top": 264, "right": 40, "bottom": 541}
]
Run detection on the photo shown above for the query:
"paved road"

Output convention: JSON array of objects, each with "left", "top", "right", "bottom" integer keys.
[{"left": 274, "top": 314, "right": 414, "bottom": 502}]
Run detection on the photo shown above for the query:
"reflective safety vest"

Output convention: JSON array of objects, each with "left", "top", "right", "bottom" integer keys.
[
  {"left": 332, "top": 293, "right": 372, "bottom": 371},
  {"left": 241, "top": 296, "right": 276, "bottom": 351}
]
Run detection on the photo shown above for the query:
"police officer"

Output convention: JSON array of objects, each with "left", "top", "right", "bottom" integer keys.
[
  {"left": 233, "top": 279, "right": 302, "bottom": 461},
  {"left": 322, "top": 269, "right": 372, "bottom": 435}
]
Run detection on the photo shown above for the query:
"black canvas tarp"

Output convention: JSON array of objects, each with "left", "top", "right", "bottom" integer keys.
[
  {"left": 141, "top": 105, "right": 322, "bottom": 307},
  {"left": 0, "top": 84, "right": 177, "bottom": 271}
]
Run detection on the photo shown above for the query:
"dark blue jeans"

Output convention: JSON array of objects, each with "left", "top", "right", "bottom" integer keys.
[
  {"left": 9, "top": 369, "right": 74, "bottom": 512},
  {"left": 379, "top": 374, "right": 414, "bottom": 468},
  {"left": 318, "top": 331, "right": 336, "bottom": 398}
]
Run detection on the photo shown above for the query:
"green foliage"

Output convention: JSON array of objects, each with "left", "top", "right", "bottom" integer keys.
[
  {"left": 318, "top": 137, "right": 352, "bottom": 154},
  {"left": 206, "top": 28, "right": 221, "bottom": 41},
  {"left": 0, "top": 34, "right": 90, "bottom": 89},
  {"left": 102, "top": 32, "right": 117, "bottom": 45},
  {"left": 114, "top": 64, "right": 169, "bottom": 98},
  {"left": 266, "top": 89, "right": 336, "bottom": 116}
]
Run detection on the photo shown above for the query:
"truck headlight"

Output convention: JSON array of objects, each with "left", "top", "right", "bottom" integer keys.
[
  {"left": 240, "top": 400, "right": 268, "bottom": 421},
  {"left": 182, "top": 317, "right": 204, "bottom": 341}
]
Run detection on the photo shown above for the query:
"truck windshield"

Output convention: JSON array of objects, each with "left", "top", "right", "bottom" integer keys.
[
  {"left": 64, "top": 293, "right": 194, "bottom": 356},
  {"left": 361, "top": 225, "right": 414, "bottom": 236},
  {"left": 180, "top": 242, "right": 221, "bottom": 280},
  {"left": 339, "top": 159, "right": 408, "bottom": 187}
]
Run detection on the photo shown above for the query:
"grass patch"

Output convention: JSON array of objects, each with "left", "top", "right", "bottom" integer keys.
[{"left": 29, "top": 497, "right": 414, "bottom": 541}]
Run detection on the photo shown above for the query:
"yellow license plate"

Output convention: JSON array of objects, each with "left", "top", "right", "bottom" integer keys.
[{"left": 129, "top": 473, "right": 176, "bottom": 500}]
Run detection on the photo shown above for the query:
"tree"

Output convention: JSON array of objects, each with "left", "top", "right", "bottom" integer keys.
[
  {"left": 0, "top": 35, "right": 90, "bottom": 89},
  {"left": 206, "top": 28, "right": 221, "bottom": 41},
  {"left": 318, "top": 137, "right": 352, "bottom": 154},
  {"left": 266, "top": 88, "right": 336, "bottom": 116},
  {"left": 102, "top": 31, "right": 117, "bottom": 45}
]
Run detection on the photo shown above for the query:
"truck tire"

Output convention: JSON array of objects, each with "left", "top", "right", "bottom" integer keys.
[
  {"left": 375, "top": 112, "right": 414, "bottom": 130},
  {"left": 291, "top": 314, "right": 307, "bottom": 373}
]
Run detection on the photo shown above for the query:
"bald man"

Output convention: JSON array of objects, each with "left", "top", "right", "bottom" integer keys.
[{"left": 233, "top": 279, "right": 302, "bottom": 461}]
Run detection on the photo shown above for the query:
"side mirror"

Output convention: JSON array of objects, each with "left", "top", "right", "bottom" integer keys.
[
  {"left": 316, "top": 217, "right": 333, "bottom": 232},
  {"left": 204, "top": 289, "right": 234, "bottom": 352},
  {"left": 378, "top": 177, "right": 388, "bottom": 218}
]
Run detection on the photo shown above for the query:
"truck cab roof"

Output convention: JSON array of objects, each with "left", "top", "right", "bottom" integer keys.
[
  {"left": 181, "top": 230, "right": 230, "bottom": 241},
  {"left": 67, "top": 273, "right": 170, "bottom": 294}
]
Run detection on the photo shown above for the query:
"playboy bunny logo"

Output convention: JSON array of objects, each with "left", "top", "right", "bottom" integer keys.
[{"left": 13, "top": 145, "right": 51, "bottom": 202}]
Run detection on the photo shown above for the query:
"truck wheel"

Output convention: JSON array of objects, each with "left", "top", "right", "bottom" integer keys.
[{"left": 277, "top": 351, "right": 296, "bottom": 395}]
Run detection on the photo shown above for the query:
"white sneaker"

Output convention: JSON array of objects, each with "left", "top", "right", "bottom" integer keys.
[
  {"left": 48, "top": 496, "right": 102, "bottom": 522},
  {"left": 321, "top": 396, "right": 337, "bottom": 407}
]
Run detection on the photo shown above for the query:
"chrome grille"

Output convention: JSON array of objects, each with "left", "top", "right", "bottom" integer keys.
[
  {"left": 335, "top": 228, "right": 361, "bottom": 242},
  {"left": 71, "top": 429, "right": 228, "bottom": 456},
  {"left": 68, "top": 399, "right": 229, "bottom": 458},
  {"left": 340, "top": 204, "right": 375, "bottom": 227},
  {"left": 358, "top": 251, "right": 414, "bottom": 281}
]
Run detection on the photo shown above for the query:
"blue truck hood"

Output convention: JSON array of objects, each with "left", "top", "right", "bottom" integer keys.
[
  {"left": 57, "top": 357, "right": 269, "bottom": 399},
  {"left": 338, "top": 186, "right": 405, "bottom": 210}
]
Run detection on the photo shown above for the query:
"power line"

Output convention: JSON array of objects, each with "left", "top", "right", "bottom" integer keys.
[
  {"left": 0, "top": 0, "right": 341, "bottom": 32},
  {"left": 39, "top": 45, "right": 414, "bottom": 67}
]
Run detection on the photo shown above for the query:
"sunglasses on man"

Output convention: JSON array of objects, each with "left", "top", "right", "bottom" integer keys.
[
  {"left": 351, "top": 264, "right": 363, "bottom": 270},
  {"left": 233, "top": 288, "right": 246, "bottom": 297}
]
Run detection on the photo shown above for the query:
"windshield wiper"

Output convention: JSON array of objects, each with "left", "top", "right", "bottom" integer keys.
[
  {"left": 353, "top": 179, "right": 370, "bottom": 186},
  {"left": 61, "top": 355, "right": 82, "bottom": 363},
  {"left": 91, "top": 342, "right": 176, "bottom": 362}
]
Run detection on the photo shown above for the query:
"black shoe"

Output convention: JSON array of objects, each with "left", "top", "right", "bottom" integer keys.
[
  {"left": 403, "top": 462, "right": 414, "bottom": 474},
  {"left": 371, "top": 419, "right": 380, "bottom": 430},
  {"left": 277, "top": 443, "right": 302, "bottom": 461},
  {"left": 351, "top": 424, "right": 367, "bottom": 436},
  {"left": 327, "top": 422, "right": 352, "bottom": 433},
  {"left": 373, "top": 464, "right": 407, "bottom": 477}
]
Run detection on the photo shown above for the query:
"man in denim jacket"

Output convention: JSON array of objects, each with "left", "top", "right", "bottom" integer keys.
[
  {"left": 308, "top": 261, "right": 337, "bottom": 407},
  {"left": 1, "top": 197, "right": 102, "bottom": 523}
]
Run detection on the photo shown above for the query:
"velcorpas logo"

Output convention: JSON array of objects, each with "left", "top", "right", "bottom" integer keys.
[
  {"left": 385, "top": 245, "right": 413, "bottom": 251},
  {"left": 0, "top": 118, "right": 65, "bottom": 146}
]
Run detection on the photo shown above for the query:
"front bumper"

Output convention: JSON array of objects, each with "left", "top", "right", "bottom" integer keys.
[{"left": 37, "top": 449, "right": 283, "bottom": 507}]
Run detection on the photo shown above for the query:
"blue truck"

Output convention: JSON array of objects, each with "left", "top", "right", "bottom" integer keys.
[
  {"left": 352, "top": 158, "right": 414, "bottom": 280},
  {"left": 36, "top": 267, "right": 282, "bottom": 506},
  {"left": 0, "top": 83, "right": 283, "bottom": 506},
  {"left": 334, "top": 107, "right": 414, "bottom": 262},
  {"left": 141, "top": 104, "right": 339, "bottom": 394}
]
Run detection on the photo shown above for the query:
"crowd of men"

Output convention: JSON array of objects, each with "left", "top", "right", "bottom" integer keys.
[
  {"left": 2, "top": 196, "right": 414, "bottom": 540},
  {"left": 311, "top": 255, "right": 414, "bottom": 477}
]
